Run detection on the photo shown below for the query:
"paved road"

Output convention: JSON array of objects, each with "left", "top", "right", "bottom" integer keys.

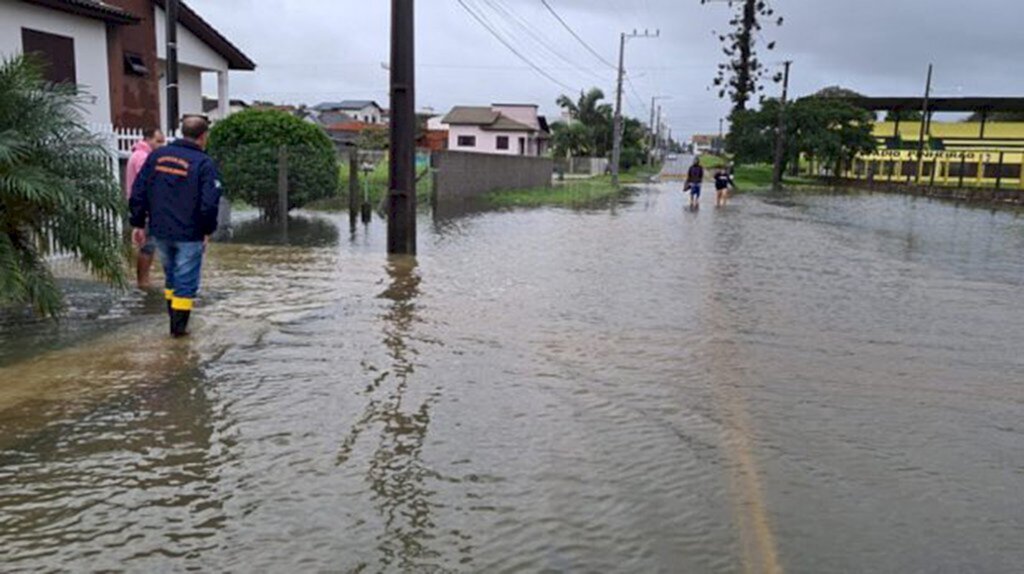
[{"left": 660, "top": 153, "right": 697, "bottom": 180}]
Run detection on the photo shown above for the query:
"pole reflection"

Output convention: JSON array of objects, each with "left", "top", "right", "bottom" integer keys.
[{"left": 336, "top": 255, "right": 444, "bottom": 570}]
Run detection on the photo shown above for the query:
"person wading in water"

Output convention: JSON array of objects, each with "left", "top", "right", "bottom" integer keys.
[
  {"left": 130, "top": 116, "right": 222, "bottom": 337},
  {"left": 685, "top": 157, "right": 704, "bottom": 209}
]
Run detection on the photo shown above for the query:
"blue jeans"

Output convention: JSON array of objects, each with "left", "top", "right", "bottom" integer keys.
[{"left": 154, "top": 238, "right": 204, "bottom": 311}]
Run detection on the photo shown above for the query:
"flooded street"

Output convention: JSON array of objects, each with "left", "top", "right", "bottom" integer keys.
[{"left": 2, "top": 187, "right": 1023, "bottom": 572}]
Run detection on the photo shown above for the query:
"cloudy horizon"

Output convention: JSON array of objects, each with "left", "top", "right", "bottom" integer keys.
[{"left": 191, "top": 0, "right": 1024, "bottom": 138}]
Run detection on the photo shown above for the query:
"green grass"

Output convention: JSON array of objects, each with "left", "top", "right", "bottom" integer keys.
[
  {"left": 307, "top": 160, "right": 431, "bottom": 211},
  {"left": 732, "top": 164, "right": 817, "bottom": 191},
  {"left": 486, "top": 178, "right": 624, "bottom": 207},
  {"left": 699, "top": 154, "right": 729, "bottom": 169}
]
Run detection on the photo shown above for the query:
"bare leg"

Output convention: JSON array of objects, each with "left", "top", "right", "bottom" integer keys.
[{"left": 137, "top": 250, "right": 154, "bottom": 290}]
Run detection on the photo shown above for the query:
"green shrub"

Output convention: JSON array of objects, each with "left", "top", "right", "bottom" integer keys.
[{"left": 207, "top": 109, "right": 338, "bottom": 218}]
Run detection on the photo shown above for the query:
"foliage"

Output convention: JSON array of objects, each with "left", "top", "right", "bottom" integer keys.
[
  {"left": 886, "top": 110, "right": 923, "bottom": 121},
  {"left": 711, "top": 0, "right": 784, "bottom": 112},
  {"left": 727, "top": 95, "right": 877, "bottom": 176},
  {"left": 552, "top": 88, "right": 650, "bottom": 170},
  {"left": 356, "top": 125, "right": 389, "bottom": 151},
  {"left": 207, "top": 109, "right": 338, "bottom": 219},
  {"left": 0, "top": 55, "right": 127, "bottom": 317},
  {"left": 814, "top": 86, "right": 864, "bottom": 99}
]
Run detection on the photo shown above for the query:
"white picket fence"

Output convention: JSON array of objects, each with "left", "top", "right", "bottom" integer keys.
[{"left": 45, "top": 125, "right": 140, "bottom": 260}]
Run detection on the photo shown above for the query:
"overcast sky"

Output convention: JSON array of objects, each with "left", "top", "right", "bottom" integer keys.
[{"left": 191, "top": 0, "right": 1024, "bottom": 138}]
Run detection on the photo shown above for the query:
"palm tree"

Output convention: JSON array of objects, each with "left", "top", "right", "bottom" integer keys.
[
  {"left": 556, "top": 88, "right": 614, "bottom": 157},
  {"left": 0, "top": 55, "right": 127, "bottom": 317}
]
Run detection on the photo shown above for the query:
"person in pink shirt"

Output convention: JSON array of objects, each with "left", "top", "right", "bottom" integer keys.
[{"left": 125, "top": 128, "right": 166, "bottom": 289}]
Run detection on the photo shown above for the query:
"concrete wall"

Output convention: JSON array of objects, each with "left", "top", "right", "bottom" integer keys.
[
  {"left": 0, "top": 0, "right": 112, "bottom": 125},
  {"left": 433, "top": 150, "right": 553, "bottom": 203},
  {"left": 555, "top": 156, "right": 609, "bottom": 176}
]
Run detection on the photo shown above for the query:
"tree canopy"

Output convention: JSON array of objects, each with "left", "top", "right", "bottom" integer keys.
[
  {"left": 551, "top": 88, "right": 650, "bottom": 169},
  {"left": 727, "top": 94, "right": 877, "bottom": 175},
  {"left": 208, "top": 109, "right": 338, "bottom": 219}
]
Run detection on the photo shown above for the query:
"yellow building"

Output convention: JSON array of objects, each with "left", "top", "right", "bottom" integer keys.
[{"left": 842, "top": 97, "right": 1024, "bottom": 188}]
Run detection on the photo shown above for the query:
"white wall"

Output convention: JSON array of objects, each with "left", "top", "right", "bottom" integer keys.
[
  {"left": 154, "top": 6, "right": 228, "bottom": 72},
  {"left": 0, "top": 0, "right": 111, "bottom": 125},
  {"left": 448, "top": 125, "right": 535, "bottom": 156},
  {"left": 157, "top": 62, "right": 204, "bottom": 131}
]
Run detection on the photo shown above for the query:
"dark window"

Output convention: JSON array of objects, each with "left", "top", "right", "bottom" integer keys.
[
  {"left": 948, "top": 161, "right": 979, "bottom": 179},
  {"left": 22, "top": 28, "right": 76, "bottom": 85},
  {"left": 901, "top": 161, "right": 918, "bottom": 177},
  {"left": 983, "top": 163, "right": 1022, "bottom": 179},
  {"left": 124, "top": 52, "right": 149, "bottom": 77},
  {"left": 518, "top": 137, "right": 526, "bottom": 155},
  {"left": 496, "top": 136, "right": 509, "bottom": 150},
  {"left": 457, "top": 135, "right": 476, "bottom": 147}
]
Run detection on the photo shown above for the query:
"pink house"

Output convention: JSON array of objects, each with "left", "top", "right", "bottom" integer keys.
[{"left": 441, "top": 104, "right": 550, "bottom": 157}]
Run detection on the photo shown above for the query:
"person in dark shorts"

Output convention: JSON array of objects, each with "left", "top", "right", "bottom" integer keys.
[
  {"left": 685, "top": 157, "right": 704, "bottom": 209},
  {"left": 714, "top": 167, "right": 734, "bottom": 207}
]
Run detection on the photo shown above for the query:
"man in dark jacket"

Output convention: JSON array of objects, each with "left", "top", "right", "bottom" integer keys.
[
  {"left": 130, "top": 116, "right": 221, "bottom": 337},
  {"left": 685, "top": 157, "right": 704, "bottom": 209}
]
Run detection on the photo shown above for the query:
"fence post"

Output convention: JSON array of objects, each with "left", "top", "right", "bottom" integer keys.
[
  {"left": 277, "top": 146, "right": 288, "bottom": 229},
  {"left": 929, "top": 159, "right": 937, "bottom": 188},
  {"left": 958, "top": 153, "right": 966, "bottom": 188},
  {"left": 348, "top": 151, "right": 359, "bottom": 224},
  {"left": 995, "top": 152, "right": 1005, "bottom": 190}
]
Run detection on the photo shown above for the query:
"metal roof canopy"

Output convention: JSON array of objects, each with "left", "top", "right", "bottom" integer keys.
[{"left": 844, "top": 97, "right": 1024, "bottom": 113}]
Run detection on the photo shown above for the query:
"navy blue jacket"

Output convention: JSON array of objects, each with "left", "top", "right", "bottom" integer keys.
[{"left": 129, "top": 139, "right": 221, "bottom": 242}]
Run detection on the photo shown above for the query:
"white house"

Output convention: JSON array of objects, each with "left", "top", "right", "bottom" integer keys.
[
  {"left": 313, "top": 100, "right": 384, "bottom": 125},
  {"left": 0, "top": 0, "right": 254, "bottom": 130},
  {"left": 440, "top": 103, "right": 549, "bottom": 157}
]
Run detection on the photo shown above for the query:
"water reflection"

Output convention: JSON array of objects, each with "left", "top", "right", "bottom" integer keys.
[
  {"left": 0, "top": 344, "right": 225, "bottom": 569},
  {"left": 226, "top": 214, "right": 339, "bottom": 247},
  {"left": 336, "top": 256, "right": 446, "bottom": 571}
]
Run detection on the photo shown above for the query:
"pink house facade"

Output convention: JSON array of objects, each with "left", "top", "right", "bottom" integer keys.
[{"left": 440, "top": 104, "right": 550, "bottom": 157}]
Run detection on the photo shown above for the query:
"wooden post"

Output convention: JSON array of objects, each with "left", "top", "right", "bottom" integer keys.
[
  {"left": 995, "top": 152, "right": 1005, "bottom": 190},
  {"left": 388, "top": 0, "right": 417, "bottom": 254},
  {"left": 348, "top": 151, "right": 359, "bottom": 224},
  {"left": 277, "top": 146, "right": 289, "bottom": 226},
  {"left": 929, "top": 159, "right": 937, "bottom": 188}
]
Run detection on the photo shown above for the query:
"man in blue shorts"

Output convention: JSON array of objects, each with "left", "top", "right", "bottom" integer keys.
[{"left": 686, "top": 157, "right": 704, "bottom": 209}]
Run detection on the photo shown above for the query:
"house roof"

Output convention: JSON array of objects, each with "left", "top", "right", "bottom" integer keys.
[
  {"left": 488, "top": 115, "right": 535, "bottom": 132},
  {"left": 153, "top": 0, "right": 256, "bottom": 71},
  {"left": 21, "top": 0, "right": 139, "bottom": 24},
  {"left": 313, "top": 100, "right": 382, "bottom": 112},
  {"left": 442, "top": 106, "right": 534, "bottom": 131},
  {"left": 326, "top": 121, "right": 384, "bottom": 133}
]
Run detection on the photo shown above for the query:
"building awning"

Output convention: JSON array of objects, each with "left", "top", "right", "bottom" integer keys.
[{"left": 844, "top": 97, "right": 1024, "bottom": 114}]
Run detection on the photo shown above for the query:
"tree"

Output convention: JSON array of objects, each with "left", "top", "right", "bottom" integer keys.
[
  {"left": 966, "top": 111, "right": 1024, "bottom": 122},
  {"left": 0, "top": 55, "right": 127, "bottom": 317},
  {"left": 726, "top": 95, "right": 876, "bottom": 176},
  {"left": 885, "top": 110, "right": 923, "bottom": 121},
  {"left": 207, "top": 109, "right": 338, "bottom": 220},
  {"left": 711, "top": 0, "right": 784, "bottom": 113},
  {"left": 550, "top": 120, "right": 592, "bottom": 158},
  {"left": 556, "top": 88, "right": 614, "bottom": 157}
]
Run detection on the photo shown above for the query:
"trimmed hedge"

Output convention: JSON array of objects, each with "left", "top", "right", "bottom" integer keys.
[{"left": 207, "top": 109, "right": 338, "bottom": 218}]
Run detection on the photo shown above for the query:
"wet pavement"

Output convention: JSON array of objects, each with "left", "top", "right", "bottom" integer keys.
[{"left": 1, "top": 187, "right": 1023, "bottom": 572}]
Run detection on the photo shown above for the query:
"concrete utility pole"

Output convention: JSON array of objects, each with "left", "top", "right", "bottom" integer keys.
[
  {"left": 165, "top": 0, "right": 179, "bottom": 133},
  {"left": 771, "top": 60, "right": 792, "bottom": 191},
  {"left": 612, "top": 29, "right": 658, "bottom": 186},
  {"left": 655, "top": 105, "right": 662, "bottom": 156},
  {"left": 388, "top": 0, "right": 416, "bottom": 255},
  {"left": 915, "top": 63, "right": 933, "bottom": 184}
]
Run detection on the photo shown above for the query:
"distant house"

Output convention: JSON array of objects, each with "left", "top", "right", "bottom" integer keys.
[
  {"left": 312, "top": 100, "right": 384, "bottom": 125},
  {"left": 324, "top": 120, "right": 386, "bottom": 154},
  {"left": 691, "top": 134, "right": 724, "bottom": 155},
  {"left": 439, "top": 103, "right": 549, "bottom": 157},
  {"left": 203, "top": 97, "right": 249, "bottom": 120},
  {"left": 0, "top": 0, "right": 256, "bottom": 130}
]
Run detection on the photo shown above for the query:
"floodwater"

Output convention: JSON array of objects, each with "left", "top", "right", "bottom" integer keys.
[{"left": 2, "top": 187, "right": 1023, "bottom": 573}]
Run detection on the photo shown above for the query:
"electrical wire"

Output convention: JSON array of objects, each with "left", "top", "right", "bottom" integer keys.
[
  {"left": 540, "top": 0, "right": 617, "bottom": 70},
  {"left": 455, "top": 0, "right": 577, "bottom": 91}
]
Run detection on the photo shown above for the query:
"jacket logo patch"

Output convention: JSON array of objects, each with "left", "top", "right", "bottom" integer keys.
[
  {"left": 157, "top": 156, "right": 191, "bottom": 170},
  {"left": 155, "top": 166, "right": 189, "bottom": 177}
]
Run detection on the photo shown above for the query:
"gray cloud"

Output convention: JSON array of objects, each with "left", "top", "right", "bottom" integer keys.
[{"left": 191, "top": 0, "right": 1024, "bottom": 138}]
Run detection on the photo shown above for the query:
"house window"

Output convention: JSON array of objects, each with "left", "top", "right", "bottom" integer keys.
[
  {"left": 124, "top": 52, "right": 149, "bottom": 77},
  {"left": 22, "top": 28, "right": 76, "bottom": 85},
  {"left": 496, "top": 136, "right": 509, "bottom": 150},
  {"left": 457, "top": 135, "right": 476, "bottom": 147}
]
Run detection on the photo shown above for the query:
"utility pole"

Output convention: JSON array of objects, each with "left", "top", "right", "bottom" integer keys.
[
  {"left": 655, "top": 105, "right": 662, "bottom": 157},
  {"left": 915, "top": 63, "right": 933, "bottom": 184},
  {"left": 388, "top": 0, "right": 416, "bottom": 255},
  {"left": 165, "top": 0, "right": 179, "bottom": 134},
  {"left": 612, "top": 29, "right": 658, "bottom": 186},
  {"left": 771, "top": 60, "right": 792, "bottom": 191}
]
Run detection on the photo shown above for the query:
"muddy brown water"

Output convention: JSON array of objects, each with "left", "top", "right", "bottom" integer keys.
[{"left": 1, "top": 187, "right": 1023, "bottom": 573}]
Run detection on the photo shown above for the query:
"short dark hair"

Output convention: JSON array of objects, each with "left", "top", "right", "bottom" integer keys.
[
  {"left": 142, "top": 127, "right": 161, "bottom": 139},
  {"left": 180, "top": 115, "right": 210, "bottom": 140}
]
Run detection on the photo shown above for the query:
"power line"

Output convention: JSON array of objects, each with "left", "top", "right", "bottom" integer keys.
[
  {"left": 478, "top": 0, "right": 609, "bottom": 84},
  {"left": 540, "top": 0, "right": 617, "bottom": 70},
  {"left": 455, "top": 0, "right": 577, "bottom": 91}
]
